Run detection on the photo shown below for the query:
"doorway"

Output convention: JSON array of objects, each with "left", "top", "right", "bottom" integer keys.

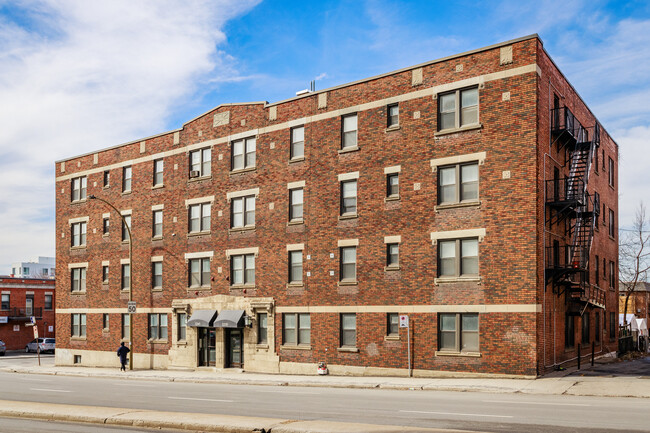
[
  {"left": 225, "top": 328, "right": 243, "bottom": 368},
  {"left": 197, "top": 328, "right": 216, "bottom": 367}
]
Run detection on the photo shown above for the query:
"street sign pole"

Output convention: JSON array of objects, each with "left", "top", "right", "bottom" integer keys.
[
  {"left": 33, "top": 324, "right": 40, "bottom": 367},
  {"left": 399, "top": 315, "right": 411, "bottom": 377}
]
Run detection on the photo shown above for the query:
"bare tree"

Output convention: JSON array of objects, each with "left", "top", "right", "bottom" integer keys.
[{"left": 619, "top": 202, "right": 650, "bottom": 325}]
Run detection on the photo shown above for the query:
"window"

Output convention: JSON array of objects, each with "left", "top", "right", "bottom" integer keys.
[
  {"left": 609, "top": 312, "right": 616, "bottom": 340},
  {"left": 439, "top": 313, "right": 479, "bottom": 352},
  {"left": 438, "top": 162, "right": 479, "bottom": 204},
  {"left": 340, "top": 313, "right": 356, "bottom": 347},
  {"left": 581, "top": 313, "right": 590, "bottom": 344},
  {"left": 566, "top": 314, "right": 575, "bottom": 348},
  {"left": 188, "top": 258, "right": 210, "bottom": 287},
  {"left": 121, "top": 264, "right": 130, "bottom": 290},
  {"left": 71, "top": 222, "right": 87, "bottom": 247},
  {"left": 71, "top": 313, "right": 86, "bottom": 337},
  {"left": 340, "top": 180, "right": 357, "bottom": 216},
  {"left": 595, "top": 312, "right": 600, "bottom": 343},
  {"left": 340, "top": 246, "right": 356, "bottom": 282},
  {"left": 594, "top": 150, "right": 599, "bottom": 172},
  {"left": 608, "top": 209, "right": 615, "bottom": 237},
  {"left": 289, "top": 188, "right": 304, "bottom": 222},
  {"left": 23, "top": 267, "right": 29, "bottom": 275},
  {"left": 71, "top": 176, "right": 87, "bottom": 202},
  {"left": 122, "top": 314, "right": 130, "bottom": 340},
  {"left": 102, "top": 217, "right": 109, "bottom": 235},
  {"left": 122, "top": 166, "right": 132, "bottom": 192},
  {"left": 103, "top": 313, "right": 109, "bottom": 330},
  {"left": 387, "top": 313, "right": 399, "bottom": 336},
  {"left": 387, "top": 104, "right": 399, "bottom": 128},
  {"left": 190, "top": 147, "right": 211, "bottom": 178},
  {"left": 603, "top": 257, "right": 607, "bottom": 285},
  {"left": 44, "top": 294, "right": 53, "bottom": 310},
  {"left": 102, "top": 265, "right": 109, "bottom": 284},
  {"left": 257, "top": 313, "right": 267, "bottom": 344},
  {"left": 290, "top": 126, "right": 304, "bottom": 160},
  {"left": 152, "top": 209, "right": 163, "bottom": 238},
  {"left": 603, "top": 203, "right": 606, "bottom": 227},
  {"left": 152, "top": 261, "right": 162, "bottom": 289},
  {"left": 283, "top": 313, "right": 310, "bottom": 345},
  {"left": 103, "top": 170, "right": 110, "bottom": 187},
  {"left": 177, "top": 313, "right": 187, "bottom": 341},
  {"left": 608, "top": 157, "right": 615, "bottom": 187},
  {"left": 438, "top": 238, "right": 479, "bottom": 277},
  {"left": 148, "top": 313, "right": 168, "bottom": 340},
  {"left": 71, "top": 267, "right": 86, "bottom": 292},
  {"left": 341, "top": 114, "right": 358, "bottom": 149},
  {"left": 595, "top": 255, "right": 600, "bottom": 286},
  {"left": 289, "top": 251, "right": 303, "bottom": 284},
  {"left": 594, "top": 192, "right": 600, "bottom": 227},
  {"left": 189, "top": 203, "right": 211, "bottom": 233},
  {"left": 231, "top": 137, "right": 256, "bottom": 171},
  {"left": 121, "top": 214, "right": 131, "bottom": 242},
  {"left": 386, "top": 243, "right": 399, "bottom": 268},
  {"left": 1, "top": 294, "right": 10, "bottom": 310},
  {"left": 153, "top": 159, "right": 164, "bottom": 186},
  {"left": 438, "top": 87, "right": 478, "bottom": 131},
  {"left": 231, "top": 196, "right": 255, "bottom": 229},
  {"left": 231, "top": 254, "right": 255, "bottom": 286},
  {"left": 609, "top": 261, "right": 616, "bottom": 288},
  {"left": 386, "top": 173, "right": 399, "bottom": 198}
]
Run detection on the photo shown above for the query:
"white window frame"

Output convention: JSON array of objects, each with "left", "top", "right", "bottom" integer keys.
[
  {"left": 283, "top": 313, "right": 310, "bottom": 346},
  {"left": 70, "top": 267, "right": 86, "bottom": 292},
  {"left": 341, "top": 114, "right": 358, "bottom": 149},
  {"left": 122, "top": 166, "right": 132, "bottom": 192},
  {"left": 153, "top": 158, "right": 164, "bottom": 186},
  {"left": 438, "top": 313, "right": 479, "bottom": 353},
  {"left": 190, "top": 147, "right": 211, "bottom": 178},
  {"left": 231, "top": 196, "right": 256, "bottom": 229},
  {"left": 290, "top": 126, "right": 304, "bottom": 160},
  {"left": 230, "top": 254, "right": 255, "bottom": 286},
  {"left": 231, "top": 137, "right": 256, "bottom": 171},
  {"left": 71, "top": 221, "right": 87, "bottom": 247},
  {"left": 71, "top": 176, "right": 87, "bottom": 202},
  {"left": 188, "top": 203, "right": 211, "bottom": 233},
  {"left": 71, "top": 313, "right": 86, "bottom": 338},
  {"left": 438, "top": 86, "right": 479, "bottom": 131},
  {"left": 188, "top": 257, "right": 210, "bottom": 288}
]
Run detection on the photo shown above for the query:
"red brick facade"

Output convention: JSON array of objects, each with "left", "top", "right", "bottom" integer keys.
[
  {"left": 55, "top": 35, "right": 618, "bottom": 376},
  {"left": 0, "top": 278, "right": 56, "bottom": 350}
]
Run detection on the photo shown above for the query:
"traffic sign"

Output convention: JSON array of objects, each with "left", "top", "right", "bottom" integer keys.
[
  {"left": 33, "top": 325, "right": 38, "bottom": 339},
  {"left": 30, "top": 316, "right": 36, "bottom": 325},
  {"left": 399, "top": 315, "right": 409, "bottom": 328},
  {"left": 127, "top": 301, "right": 137, "bottom": 314}
]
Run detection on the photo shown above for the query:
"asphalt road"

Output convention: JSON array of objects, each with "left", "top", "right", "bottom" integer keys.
[{"left": 0, "top": 370, "right": 647, "bottom": 433}]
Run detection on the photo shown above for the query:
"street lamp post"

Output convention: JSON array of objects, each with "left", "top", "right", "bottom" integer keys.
[{"left": 89, "top": 194, "right": 134, "bottom": 370}]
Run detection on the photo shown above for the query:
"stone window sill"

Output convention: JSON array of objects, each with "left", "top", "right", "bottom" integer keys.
[
  {"left": 384, "top": 265, "right": 400, "bottom": 272},
  {"left": 288, "top": 219, "right": 304, "bottom": 226},
  {"left": 287, "top": 282, "right": 304, "bottom": 288},
  {"left": 70, "top": 199, "right": 87, "bottom": 205},
  {"left": 187, "top": 286, "right": 211, "bottom": 291},
  {"left": 188, "top": 175, "right": 212, "bottom": 183},
  {"left": 188, "top": 231, "right": 211, "bottom": 238},
  {"left": 152, "top": 236, "right": 163, "bottom": 241},
  {"left": 434, "top": 276, "right": 481, "bottom": 285},
  {"left": 434, "top": 123, "right": 483, "bottom": 137},
  {"left": 435, "top": 350, "right": 481, "bottom": 358},
  {"left": 384, "top": 335, "right": 400, "bottom": 341},
  {"left": 385, "top": 125, "right": 401, "bottom": 132},
  {"left": 103, "top": 185, "right": 110, "bottom": 189},
  {"left": 176, "top": 341, "right": 188, "bottom": 346},
  {"left": 102, "top": 233, "right": 110, "bottom": 238},
  {"left": 337, "top": 346, "right": 359, "bottom": 353},
  {"left": 121, "top": 240, "right": 130, "bottom": 245},
  {"left": 102, "top": 328, "right": 109, "bottom": 332},
  {"left": 230, "top": 167, "right": 256, "bottom": 175},
  {"left": 70, "top": 336, "right": 87, "bottom": 341},
  {"left": 338, "top": 146, "right": 360, "bottom": 154},
  {"left": 385, "top": 195, "right": 400, "bottom": 202},
  {"left": 70, "top": 291, "right": 87, "bottom": 296},
  {"left": 339, "top": 213, "right": 358, "bottom": 220},
  {"left": 148, "top": 339, "right": 168, "bottom": 345},
  {"left": 152, "top": 184, "right": 164, "bottom": 190},
  {"left": 121, "top": 190, "right": 132, "bottom": 196},
  {"left": 70, "top": 245, "right": 87, "bottom": 251},
  {"left": 289, "top": 157, "right": 305, "bottom": 164},
  {"left": 256, "top": 343, "right": 269, "bottom": 350},
  {"left": 120, "top": 289, "right": 131, "bottom": 294},
  {"left": 435, "top": 200, "right": 481, "bottom": 211},
  {"left": 281, "top": 344, "right": 312, "bottom": 351},
  {"left": 152, "top": 287, "right": 163, "bottom": 292},
  {"left": 230, "top": 285, "right": 255, "bottom": 290},
  {"left": 338, "top": 280, "right": 357, "bottom": 287},
  {"left": 229, "top": 226, "right": 256, "bottom": 234}
]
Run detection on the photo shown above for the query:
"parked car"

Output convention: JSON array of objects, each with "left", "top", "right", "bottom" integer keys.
[
  {"left": 0, "top": 340, "right": 5, "bottom": 356},
  {"left": 25, "top": 338, "right": 55, "bottom": 354}
]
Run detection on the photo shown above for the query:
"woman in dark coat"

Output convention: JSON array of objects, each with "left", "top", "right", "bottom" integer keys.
[{"left": 117, "top": 342, "right": 130, "bottom": 371}]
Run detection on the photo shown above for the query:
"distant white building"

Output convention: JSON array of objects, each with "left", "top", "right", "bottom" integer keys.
[{"left": 11, "top": 257, "right": 55, "bottom": 279}]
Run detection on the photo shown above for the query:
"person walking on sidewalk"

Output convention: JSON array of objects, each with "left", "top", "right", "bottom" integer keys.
[{"left": 117, "top": 342, "right": 130, "bottom": 371}]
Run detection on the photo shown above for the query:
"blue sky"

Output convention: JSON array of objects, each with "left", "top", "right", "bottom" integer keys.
[{"left": 0, "top": 0, "right": 649, "bottom": 273}]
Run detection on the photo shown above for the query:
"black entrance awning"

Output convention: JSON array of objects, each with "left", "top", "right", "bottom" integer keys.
[
  {"left": 187, "top": 310, "right": 218, "bottom": 327},
  {"left": 213, "top": 310, "right": 245, "bottom": 328}
]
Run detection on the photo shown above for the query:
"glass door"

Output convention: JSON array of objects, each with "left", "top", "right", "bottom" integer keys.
[
  {"left": 198, "top": 328, "right": 216, "bottom": 367},
  {"left": 227, "top": 329, "right": 243, "bottom": 368}
]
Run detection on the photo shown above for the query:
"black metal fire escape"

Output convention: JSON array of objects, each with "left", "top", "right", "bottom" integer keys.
[{"left": 545, "top": 106, "right": 605, "bottom": 310}]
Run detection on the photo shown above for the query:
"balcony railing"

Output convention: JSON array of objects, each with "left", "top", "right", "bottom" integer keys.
[
  {"left": 7, "top": 307, "right": 42, "bottom": 319},
  {"left": 546, "top": 176, "right": 585, "bottom": 205},
  {"left": 546, "top": 244, "right": 589, "bottom": 272}
]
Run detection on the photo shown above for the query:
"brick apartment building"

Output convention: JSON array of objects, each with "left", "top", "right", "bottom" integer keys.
[
  {"left": 0, "top": 278, "right": 56, "bottom": 350},
  {"left": 54, "top": 34, "right": 618, "bottom": 376}
]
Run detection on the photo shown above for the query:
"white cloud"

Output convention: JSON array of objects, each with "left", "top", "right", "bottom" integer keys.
[
  {"left": 614, "top": 125, "right": 650, "bottom": 230},
  {"left": 0, "top": 0, "right": 260, "bottom": 273}
]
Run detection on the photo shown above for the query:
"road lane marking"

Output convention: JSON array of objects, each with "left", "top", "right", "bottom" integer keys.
[
  {"left": 400, "top": 410, "right": 513, "bottom": 419},
  {"left": 22, "top": 378, "right": 52, "bottom": 382},
  {"left": 169, "top": 397, "right": 234, "bottom": 403},
  {"left": 30, "top": 388, "right": 71, "bottom": 393},
  {"left": 257, "top": 390, "right": 320, "bottom": 395},
  {"left": 487, "top": 398, "right": 587, "bottom": 407}
]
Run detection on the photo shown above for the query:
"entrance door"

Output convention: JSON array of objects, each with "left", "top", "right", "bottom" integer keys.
[
  {"left": 197, "top": 328, "right": 216, "bottom": 367},
  {"left": 25, "top": 295, "right": 34, "bottom": 317},
  {"left": 226, "top": 329, "right": 243, "bottom": 368}
]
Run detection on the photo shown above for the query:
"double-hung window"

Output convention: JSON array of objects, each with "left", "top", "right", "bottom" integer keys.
[
  {"left": 438, "top": 162, "right": 479, "bottom": 204},
  {"left": 257, "top": 313, "right": 267, "bottom": 344},
  {"left": 340, "top": 246, "right": 356, "bottom": 282},
  {"left": 291, "top": 126, "right": 304, "bottom": 160},
  {"left": 71, "top": 222, "right": 87, "bottom": 247},
  {"left": 609, "top": 261, "right": 616, "bottom": 288},
  {"left": 289, "top": 188, "right": 304, "bottom": 222},
  {"left": 283, "top": 313, "right": 310, "bottom": 346},
  {"left": 103, "top": 170, "right": 110, "bottom": 187},
  {"left": 177, "top": 313, "right": 187, "bottom": 341},
  {"left": 153, "top": 159, "right": 164, "bottom": 186},
  {"left": 121, "top": 214, "right": 131, "bottom": 242},
  {"left": 71, "top": 176, "right": 87, "bottom": 201},
  {"left": 608, "top": 157, "right": 615, "bottom": 187},
  {"left": 231, "top": 196, "right": 255, "bottom": 229},
  {"left": 1, "top": 294, "right": 10, "bottom": 310},
  {"left": 438, "top": 238, "right": 479, "bottom": 278},
  {"left": 438, "top": 87, "right": 479, "bottom": 131},
  {"left": 387, "top": 104, "right": 399, "bottom": 128},
  {"left": 152, "top": 209, "right": 163, "bottom": 238},
  {"left": 102, "top": 265, "right": 109, "bottom": 284},
  {"left": 340, "top": 180, "right": 357, "bottom": 216},
  {"left": 188, "top": 258, "right": 210, "bottom": 287},
  {"left": 438, "top": 313, "right": 479, "bottom": 353},
  {"left": 151, "top": 261, "right": 162, "bottom": 289},
  {"left": 103, "top": 217, "right": 110, "bottom": 235},
  {"left": 189, "top": 203, "right": 211, "bottom": 233},
  {"left": 231, "top": 137, "right": 256, "bottom": 171},
  {"left": 44, "top": 294, "right": 53, "bottom": 310},
  {"left": 340, "top": 313, "right": 356, "bottom": 347},
  {"left": 386, "top": 173, "right": 399, "bottom": 198},
  {"left": 341, "top": 114, "right": 358, "bottom": 149},
  {"left": 121, "top": 264, "right": 130, "bottom": 290},
  {"left": 387, "top": 313, "right": 399, "bottom": 336},
  {"left": 103, "top": 313, "right": 109, "bottom": 330},
  {"left": 122, "top": 314, "right": 130, "bottom": 340},
  {"left": 148, "top": 313, "right": 168, "bottom": 340},
  {"left": 71, "top": 267, "right": 86, "bottom": 292},
  {"left": 71, "top": 313, "right": 86, "bottom": 338},
  {"left": 231, "top": 254, "right": 255, "bottom": 286},
  {"left": 386, "top": 243, "right": 399, "bottom": 268},
  {"left": 190, "top": 148, "right": 211, "bottom": 178},
  {"left": 608, "top": 209, "right": 615, "bottom": 237},
  {"left": 288, "top": 250, "right": 303, "bottom": 284},
  {"left": 122, "top": 166, "right": 132, "bottom": 192}
]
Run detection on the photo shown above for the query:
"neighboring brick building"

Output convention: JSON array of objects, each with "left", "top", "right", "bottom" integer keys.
[
  {"left": 620, "top": 282, "right": 649, "bottom": 324},
  {"left": 54, "top": 34, "right": 619, "bottom": 376},
  {"left": 0, "top": 277, "right": 56, "bottom": 350}
]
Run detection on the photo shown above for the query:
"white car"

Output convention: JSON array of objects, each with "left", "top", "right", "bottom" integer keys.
[{"left": 25, "top": 338, "right": 55, "bottom": 354}]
